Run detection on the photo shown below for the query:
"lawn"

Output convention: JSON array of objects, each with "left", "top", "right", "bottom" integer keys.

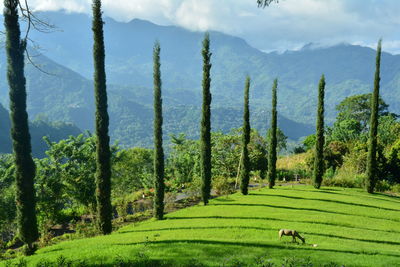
[{"left": 2, "top": 186, "right": 400, "bottom": 266}]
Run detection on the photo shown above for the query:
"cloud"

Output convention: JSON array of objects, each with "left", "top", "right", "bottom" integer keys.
[{"left": 2, "top": 0, "right": 399, "bottom": 54}]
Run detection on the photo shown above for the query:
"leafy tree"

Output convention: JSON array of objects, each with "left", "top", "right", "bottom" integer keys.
[
  {"left": 113, "top": 148, "right": 153, "bottom": 197},
  {"left": 266, "top": 127, "right": 287, "bottom": 153},
  {"left": 92, "top": 0, "right": 112, "bottom": 234},
  {"left": 167, "top": 134, "right": 200, "bottom": 187},
  {"left": 257, "top": 0, "right": 279, "bottom": 8},
  {"left": 240, "top": 76, "right": 251, "bottom": 195},
  {"left": 313, "top": 75, "right": 325, "bottom": 189},
  {"left": 267, "top": 79, "right": 278, "bottom": 189},
  {"left": 200, "top": 33, "right": 212, "bottom": 205},
  {"left": 302, "top": 134, "right": 316, "bottom": 151},
  {"left": 43, "top": 135, "right": 98, "bottom": 210},
  {"left": 153, "top": 42, "right": 165, "bottom": 220},
  {"left": 366, "top": 40, "right": 382, "bottom": 194},
  {"left": 4, "top": 0, "right": 38, "bottom": 253},
  {"left": 335, "top": 93, "right": 390, "bottom": 133}
]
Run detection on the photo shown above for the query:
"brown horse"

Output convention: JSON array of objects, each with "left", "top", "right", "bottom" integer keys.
[{"left": 278, "top": 229, "right": 305, "bottom": 243}]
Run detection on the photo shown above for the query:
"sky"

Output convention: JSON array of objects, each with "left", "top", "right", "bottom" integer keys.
[{"left": 7, "top": 0, "right": 400, "bottom": 54}]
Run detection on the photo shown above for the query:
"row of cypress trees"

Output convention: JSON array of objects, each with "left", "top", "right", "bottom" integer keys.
[
  {"left": 3, "top": 0, "right": 383, "bottom": 250},
  {"left": 312, "top": 40, "right": 382, "bottom": 192}
]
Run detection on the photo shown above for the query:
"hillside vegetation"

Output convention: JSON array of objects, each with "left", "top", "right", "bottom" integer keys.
[{"left": 3, "top": 186, "right": 400, "bottom": 266}]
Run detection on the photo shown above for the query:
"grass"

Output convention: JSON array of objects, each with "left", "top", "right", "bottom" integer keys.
[{"left": 2, "top": 186, "right": 400, "bottom": 266}]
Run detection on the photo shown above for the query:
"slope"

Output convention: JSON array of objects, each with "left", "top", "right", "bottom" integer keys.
[
  {"left": 3, "top": 186, "right": 399, "bottom": 266},
  {"left": 24, "top": 12, "right": 400, "bottom": 125}
]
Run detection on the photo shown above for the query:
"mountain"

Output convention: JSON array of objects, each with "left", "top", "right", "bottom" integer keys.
[
  {"left": 0, "top": 104, "right": 81, "bottom": 157},
  {"left": 23, "top": 12, "right": 400, "bottom": 124},
  {"left": 1, "top": 11, "right": 399, "bottom": 149},
  {"left": 0, "top": 39, "right": 312, "bottom": 149}
]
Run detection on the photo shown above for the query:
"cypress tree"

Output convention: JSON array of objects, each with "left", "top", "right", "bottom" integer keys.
[
  {"left": 366, "top": 40, "right": 382, "bottom": 194},
  {"left": 200, "top": 33, "right": 212, "bottom": 205},
  {"left": 267, "top": 79, "right": 278, "bottom": 189},
  {"left": 4, "top": 0, "right": 38, "bottom": 254},
  {"left": 153, "top": 42, "right": 165, "bottom": 219},
  {"left": 313, "top": 75, "right": 325, "bottom": 189},
  {"left": 92, "top": 0, "right": 112, "bottom": 234},
  {"left": 240, "top": 76, "right": 251, "bottom": 195}
]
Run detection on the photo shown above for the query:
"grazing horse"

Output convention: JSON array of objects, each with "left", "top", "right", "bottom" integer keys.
[{"left": 279, "top": 229, "right": 305, "bottom": 243}]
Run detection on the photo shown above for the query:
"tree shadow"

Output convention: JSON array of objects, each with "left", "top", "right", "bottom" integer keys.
[
  {"left": 113, "top": 239, "right": 400, "bottom": 258},
  {"left": 283, "top": 188, "right": 400, "bottom": 204},
  {"left": 209, "top": 203, "right": 400, "bottom": 223},
  {"left": 249, "top": 193, "right": 400, "bottom": 212},
  {"left": 119, "top": 225, "right": 400, "bottom": 246},
  {"left": 119, "top": 215, "right": 400, "bottom": 235}
]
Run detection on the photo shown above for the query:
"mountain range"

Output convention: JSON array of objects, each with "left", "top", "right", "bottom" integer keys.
[{"left": 0, "top": 11, "right": 399, "bottom": 152}]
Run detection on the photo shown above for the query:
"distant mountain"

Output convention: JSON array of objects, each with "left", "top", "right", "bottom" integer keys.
[
  {"left": 1, "top": 11, "right": 399, "bottom": 149},
  {"left": 0, "top": 104, "right": 81, "bottom": 157}
]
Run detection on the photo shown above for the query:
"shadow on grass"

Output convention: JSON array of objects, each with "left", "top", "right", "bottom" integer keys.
[
  {"left": 285, "top": 188, "right": 400, "bottom": 203},
  {"left": 113, "top": 239, "right": 400, "bottom": 258},
  {"left": 210, "top": 203, "right": 400, "bottom": 223},
  {"left": 119, "top": 225, "right": 400, "bottom": 246},
  {"left": 249, "top": 193, "right": 400, "bottom": 212},
  {"left": 121, "top": 215, "right": 400, "bottom": 235}
]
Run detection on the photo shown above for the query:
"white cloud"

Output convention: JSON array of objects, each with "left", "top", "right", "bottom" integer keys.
[{"left": 2, "top": 0, "right": 399, "bottom": 54}]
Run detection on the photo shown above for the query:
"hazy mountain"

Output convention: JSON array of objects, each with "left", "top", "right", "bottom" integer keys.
[
  {"left": 22, "top": 12, "right": 400, "bottom": 124},
  {"left": 1, "top": 11, "right": 399, "bottom": 149},
  {"left": 0, "top": 104, "right": 81, "bottom": 157}
]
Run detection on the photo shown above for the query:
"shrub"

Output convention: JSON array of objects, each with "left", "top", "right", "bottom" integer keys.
[
  {"left": 375, "top": 180, "right": 392, "bottom": 192},
  {"left": 213, "top": 176, "right": 236, "bottom": 196}
]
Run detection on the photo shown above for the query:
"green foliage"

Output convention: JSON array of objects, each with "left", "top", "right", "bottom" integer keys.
[
  {"left": 240, "top": 76, "right": 251, "bottom": 195},
  {"left": 267, "top": 79, "right": 278, "bottom": 189},
  {"left": 166, "top": 134, "right": 200, "bottom": 187},
  {"left": 43, "top": 134, "right": 98, "bottom": 210},
  {"left": 335, "top": 93, "right": 389, "bottom": 133},
  {"left": 92, "top": 0, "right": 112, "bottom": 234},
  {"left": 366, "top": 40, "right": 382, "bottom": 194},
  {"left": 200, "top": 33, "right": 212, "bottom": 205},
  {"left": 313, "top": 75, "right": 325, "bottom": 189},
  {"left": 153, "top": 41, "right": 165, "bottom": 220},
  {"left": 266, "top": 127, "right": 287, "bottom": 154},
  {"left": 4, "top": 0, "right": 38, "bottom": 250},
  {"left": 302, "top": 134, "right": 316, "bottom": 151},
  {"left": 113, "top": 148, "right": 153, "bottom": 196}
]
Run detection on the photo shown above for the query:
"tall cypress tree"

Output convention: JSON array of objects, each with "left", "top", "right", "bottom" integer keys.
[
  {"left": 92, "top": 0, "right": 112, "bottom": 234},
  {"left": 366, "top": 40, "right": 382, "bottom": 194},
  {"left": 153, "top": 41, "right": 165, "bottom": 219},
  {"left": 4, "top": 0, "right": 38, "bottom": 254},
  {"left": 200, "top": 33, "right": 212, "bottom": 205},
  {"left": 240, "top": 76, "right": 251, "bottom": 195},
  {"left": 267, "top": 79, "right": 278, "bottom": 189},
  {"left": 313, "top": 75, "right": 325, "bottom": 189}
]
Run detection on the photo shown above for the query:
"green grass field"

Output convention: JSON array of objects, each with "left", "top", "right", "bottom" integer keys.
[{"left": 2, "top": 186, "right": 400, "bottom": 266}]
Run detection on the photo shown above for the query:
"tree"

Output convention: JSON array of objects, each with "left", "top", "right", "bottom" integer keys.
[
  {"left": 4, "top": 0, "right": 38, "bottom": 254},
  {"left": 266, "top": 127, "right": 287, "bottom": 153},
  {"left": 366, "top": 40, "right": 382, "bottom": 194},
  {"left": 200, "top": 33, "right": 212, "bottom": 205},
  {"left": 313, "top": 75, "right": 325, "bottom": 189},
  {"left": 92, "top": 0, "right": 112, "bottom": 234},
  {"left": 257, "top": 0, "right": 279, "bottom": 8},
  {"left": 240, "top": 76, "right": 251, "bottom": 195},
  {"left": 267, "top": 79, "right": 278, "bottom": 188},
  {"left": 335, "top": 93, "right": 390, "bottom": 133},
  {"left": 153, "top": 42, "right": 165, "bottom": 220}
]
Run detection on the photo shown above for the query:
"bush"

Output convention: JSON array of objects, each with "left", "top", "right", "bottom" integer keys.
[
  {"left": 375, "top": 180, "right": 392, "bottom": 192},
  {"left": 213, "top": 176, "right": 236, "bottom": 196}
]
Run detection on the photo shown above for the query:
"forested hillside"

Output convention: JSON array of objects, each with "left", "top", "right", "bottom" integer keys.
[{"left": 1, "top": 11, "right": 399, "bottom": 148}]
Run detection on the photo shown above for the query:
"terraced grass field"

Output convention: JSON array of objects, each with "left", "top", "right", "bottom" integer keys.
[{"left": 2, "top": 186, "right": 400, "bottom": 266}]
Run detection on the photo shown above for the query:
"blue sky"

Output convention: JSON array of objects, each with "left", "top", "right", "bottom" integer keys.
[{"left": 11, "top": 0, "right": 400, "bottom": 54}]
